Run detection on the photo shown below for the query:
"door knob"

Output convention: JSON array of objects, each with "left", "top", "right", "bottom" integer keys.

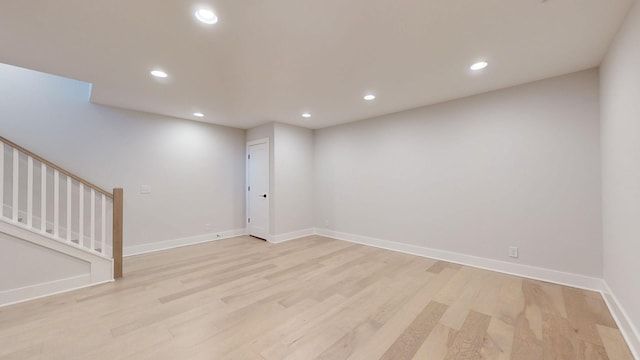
[{"left": 261, "top": 194, "right": 267, "bottom": 198}]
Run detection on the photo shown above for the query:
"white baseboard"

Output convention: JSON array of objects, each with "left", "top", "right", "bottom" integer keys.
[
  {"left": 0, "top": 274, "right": 113, "bottom": 307},
  {"left": 269, "top": 228, "right": 316, "bottom": 244},
  {"left": 124, "top": 228, "right": 247, "bottom": 257},
  {"left": 314, "top": 228, "right": 640, "bottom": 355},
  {"left": 114, "top": 225, "right": 640, "bottom": 356},
  {"left": 315, "top": 228, "right": 603, "bottom": 292},
  {"left": 601, "top": 282, "right": 640, "bottom": 359}
]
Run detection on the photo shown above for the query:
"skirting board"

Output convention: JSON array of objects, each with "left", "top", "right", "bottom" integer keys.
[
  {"left": 601, "top": 282, "right": 640, "bottom": 359},
  {"left": 124, "top": 228, "right": 247, "bottom": 257},
  {"left": 0, "top": 274, "right": 112, "bottom": 308},
  {"left": 269, "top": 228, "right": 316, "bottom": 244},
  {"left": 314, "top": 228, "right": 640, "bottom": 356},
  {"left": 314, "top": 228, "right": 603, "bottom": 291}
]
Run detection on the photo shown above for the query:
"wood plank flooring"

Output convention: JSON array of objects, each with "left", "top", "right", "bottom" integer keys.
[{"left": 0, "top": 235, "right": 634, "bottom": 359}]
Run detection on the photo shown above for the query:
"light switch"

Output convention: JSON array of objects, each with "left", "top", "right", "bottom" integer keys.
[{"left": 140, "top": 185, "right": 151, "bottom": 194}]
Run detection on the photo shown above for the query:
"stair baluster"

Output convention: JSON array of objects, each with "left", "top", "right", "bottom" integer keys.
[{"left": 0, "top": 136, "right": 122, "bottom": 278}]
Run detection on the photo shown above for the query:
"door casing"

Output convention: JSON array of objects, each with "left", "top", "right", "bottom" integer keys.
[{"left": 246, "top": 138, "right": 270, "bottom": 240}]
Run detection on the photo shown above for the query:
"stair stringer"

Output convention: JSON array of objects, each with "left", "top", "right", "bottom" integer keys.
[{"left": 0, "top": 220, "right": 113, "bottom": 305}]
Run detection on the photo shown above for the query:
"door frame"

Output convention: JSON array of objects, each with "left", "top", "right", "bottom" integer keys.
[{"left": 246, "top": 138, "right": 270, "bottom": 240}]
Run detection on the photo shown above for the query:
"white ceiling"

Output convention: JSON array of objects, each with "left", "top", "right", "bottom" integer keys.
[{"left": 0, "top": 0, "right": 633, "bottom": 129}]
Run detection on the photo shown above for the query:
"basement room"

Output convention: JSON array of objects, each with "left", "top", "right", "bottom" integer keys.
[{"left": 1, "top": 0, "right": 639, "bottom": 359}]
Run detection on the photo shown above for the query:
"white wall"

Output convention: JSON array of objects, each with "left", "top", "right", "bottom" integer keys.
[
  {"left": 0, "top": 63, "right": 247, "bottom": 250},
  {"left": 600, "top": 0, "right": 640, "bottom": 351},
  {"left": 273, "top": 123, "right": 314, "bottom": 234},
  {"left": 315, "top": 70, "right": 602, "bottom": 277}
]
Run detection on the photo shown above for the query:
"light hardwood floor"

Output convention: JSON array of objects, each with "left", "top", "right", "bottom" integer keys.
[{"left": 0, "top": 235, "right": 634, "bottom": 359}]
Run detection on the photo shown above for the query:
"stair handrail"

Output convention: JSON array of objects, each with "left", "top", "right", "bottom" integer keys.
[
  {"left": 0, "top": 135, "right": 123, "bottom": 278},
  {"left": 0, "top": 136, "right": 112, "bottom": 198}
]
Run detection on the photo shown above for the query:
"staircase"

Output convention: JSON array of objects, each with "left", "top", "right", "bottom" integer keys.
[{"left": 0, "top": 136, "right": 122, "bottom": 305}]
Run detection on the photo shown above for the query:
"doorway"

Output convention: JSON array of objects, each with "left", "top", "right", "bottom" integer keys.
[{"left": 246, "top": 139, "right": 269, "bottom": 240}]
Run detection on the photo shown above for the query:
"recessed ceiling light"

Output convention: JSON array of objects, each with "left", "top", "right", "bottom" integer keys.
[
  {"left": 363, "top": 94, "right": 376, "bottom": 101},
  {"left": 150, "top": 70, "right": 168, "bottom": 78},
  {"left": 193, "top": 112, "right": 204, "bottom": 117},
  {"left": 302, "top": 113, "right": 311, "bottom": 118},
  {"left": 470, "top": 61, "right": 488, "bottom": 71},
  {"left": 195, "top": 8, "right": 218, "bottom": 24}
]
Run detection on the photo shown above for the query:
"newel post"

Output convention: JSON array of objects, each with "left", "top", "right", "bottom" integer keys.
[{"left": 113, "top": 188, "right": 124, "bottom": 279}]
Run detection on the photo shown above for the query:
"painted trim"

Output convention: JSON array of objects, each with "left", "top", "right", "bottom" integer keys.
[
  {"left": 313, "top": 228, "right": 640, "bottom": 351},
  {"left": 246, "top": 138, "right": 270, "bottom": 146},
  {"left": 123, "top": 227, "right": 639, "bottom": 355},
  {"left": 0, "top": 220, "right": 113, "bottom": 286},
  {"left": 123, "top": 228, "right": 247, "bottom": 257},
  {"left": 269, "top": 228, "right": 316, "bottom": 244},
  {"left": 3, "top": 205, "right": 77, "bottom": 241},
  {"left": 0, "top": 219, "right": 111, "bottom": 263},
  {"left": 295, "top": 229, "right": 640, "bottom": 354},
  {"left": 314, "top": 228, "right": 603, "bottom": 292},
  {"left": 246, "top": 137, "right": 271, "bottom": 240},
  {"left": 601, "top": 282, "right": 640, "bottom": 359},
  {"left": 5, "top": 225, "right": 636, "bottom": 354},
  {"left": 0, "top": 274, "right": 113, "bottom": 307}
]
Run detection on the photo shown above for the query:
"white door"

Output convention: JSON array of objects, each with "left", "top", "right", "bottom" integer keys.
[{"left": 247, "top": 141, "right": 269, "bottom": 240}]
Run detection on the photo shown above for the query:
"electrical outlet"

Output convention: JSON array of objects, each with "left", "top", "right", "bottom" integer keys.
[
  {"left": 324, "top": 220, "right": 329, "bottom": 228},
  {"left": 205, "top": 223, "right": 212, "bottom": 232},
  {"left": 509, "top": 246, "right": 519, "bottom": 258},
  {"left": 140, "top": 185, "right": 151, "bottom": 194}
]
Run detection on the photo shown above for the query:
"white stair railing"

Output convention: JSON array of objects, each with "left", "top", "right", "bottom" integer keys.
[{"left": 0, "top": 136, "right": 123, "bottom": 277}]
